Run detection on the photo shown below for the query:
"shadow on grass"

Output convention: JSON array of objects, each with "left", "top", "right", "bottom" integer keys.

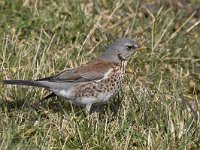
[{"left": 0, "top": 93, "right": 123, "bottom": 118}]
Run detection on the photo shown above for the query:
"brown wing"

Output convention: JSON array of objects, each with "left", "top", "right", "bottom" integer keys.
[{"left": 38, "top": 58, "right": 117, "bottom": 82}]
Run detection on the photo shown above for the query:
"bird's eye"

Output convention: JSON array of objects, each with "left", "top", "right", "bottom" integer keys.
[{"left": 126, "top": 45, "right": 133, "bottom": 50}]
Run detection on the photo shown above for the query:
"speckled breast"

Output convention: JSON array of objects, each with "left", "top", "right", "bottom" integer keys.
[{"left": 74, "top": 61, "right": 127, "bottom": 105}]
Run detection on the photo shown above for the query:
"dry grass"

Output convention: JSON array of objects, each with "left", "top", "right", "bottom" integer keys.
[{"left": 0, "top": 0, "right": 200, "bottom": 149}]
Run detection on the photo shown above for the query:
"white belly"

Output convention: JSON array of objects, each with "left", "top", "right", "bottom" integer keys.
[{"left": 52, "top": 88, "right": 114, "bottom": 106}]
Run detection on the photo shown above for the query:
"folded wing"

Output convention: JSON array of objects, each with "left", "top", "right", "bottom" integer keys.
[{"left": 37, "top": 58, "right": 117, "bottom": 83}]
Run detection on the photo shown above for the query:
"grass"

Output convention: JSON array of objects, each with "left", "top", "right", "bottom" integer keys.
[{"left": 0, "top": 0, "right": 200, "bottom": 149}]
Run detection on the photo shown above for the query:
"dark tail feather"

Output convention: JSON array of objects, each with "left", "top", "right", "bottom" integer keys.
[{"left": 3, "top": 80, "right": 45, "bottom": 87}]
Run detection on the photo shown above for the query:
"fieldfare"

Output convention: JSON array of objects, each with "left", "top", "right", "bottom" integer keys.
[{"left": 3, "top": 38, "right": 141, "bottom": 112}]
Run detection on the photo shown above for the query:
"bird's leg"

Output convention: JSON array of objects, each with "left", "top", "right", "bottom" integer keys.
[
  {"left": 40, "top": 92, "right": 57, "bottom": 105},
  {"left": 85, "top": 104, "right": 92, "bottom": 114},
  {"left": 85, "top": 104, "right": 100, "bottom": 119},
  {"left": 41, "top": 92, "right": 56, "bottom": 101}
]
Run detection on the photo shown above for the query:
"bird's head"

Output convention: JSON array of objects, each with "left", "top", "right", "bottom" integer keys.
[{"left": 101, "top": 38, "right": 141, "bottom": 63}]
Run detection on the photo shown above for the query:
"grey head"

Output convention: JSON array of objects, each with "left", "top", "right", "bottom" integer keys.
[{"left": 101, "top": 38, "right": 140, "bottom": 63}]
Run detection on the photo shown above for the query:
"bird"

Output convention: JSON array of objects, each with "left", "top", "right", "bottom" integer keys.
[{"left": 3, "top": 38, "right": 141, "bottom": 112}]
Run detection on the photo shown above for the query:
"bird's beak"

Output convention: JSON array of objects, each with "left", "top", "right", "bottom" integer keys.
[{"left": 135, "top": 46, "right": 146, "bottom": 51}]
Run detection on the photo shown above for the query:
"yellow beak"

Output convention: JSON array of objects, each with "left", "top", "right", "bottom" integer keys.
[{"left": 135, "top": 47, "right": 147, "bottom": 51}]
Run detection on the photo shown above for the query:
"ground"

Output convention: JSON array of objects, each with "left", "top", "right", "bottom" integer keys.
[{"left": 0, "top": 0, "right": 200, "bottom": 149}]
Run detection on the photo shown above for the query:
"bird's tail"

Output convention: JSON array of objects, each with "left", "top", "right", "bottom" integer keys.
[{"left": 3, "top": 80, "right": 46, "bottom": 87}]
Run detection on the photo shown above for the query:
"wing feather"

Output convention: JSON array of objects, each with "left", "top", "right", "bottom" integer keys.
[{"left": 37, "top": 58, "right": 117, "bottom": 83}]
